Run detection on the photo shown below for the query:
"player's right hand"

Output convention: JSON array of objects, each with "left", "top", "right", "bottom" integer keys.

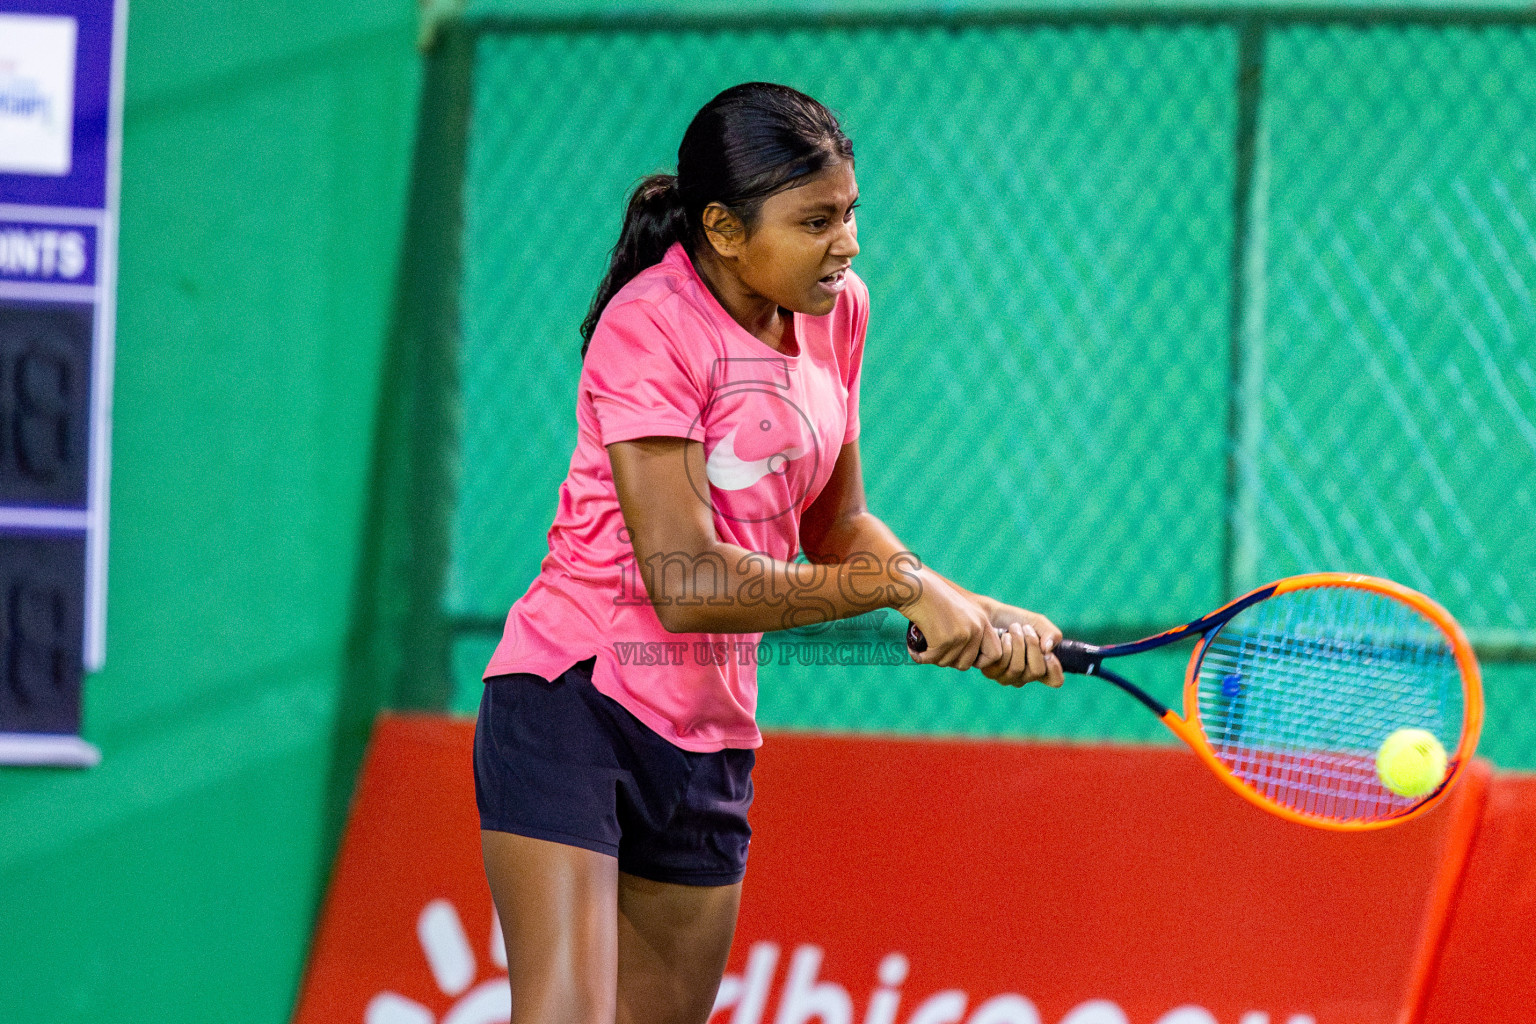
[
  {"left": 980, "top": 620, "right": 1065, "bottom": 689},
  {"left": 897, "top": 569, "right": 1004, "bottom": 671}
]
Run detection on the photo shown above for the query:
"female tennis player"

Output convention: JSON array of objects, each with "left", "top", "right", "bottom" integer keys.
[{"left": 476, "top": 82, "right": 1064, "bottom": 1024}]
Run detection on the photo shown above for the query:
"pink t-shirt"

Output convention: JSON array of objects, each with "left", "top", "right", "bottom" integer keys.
[{"left": 483, "top": 242, "right": 868, "bottom": 751}]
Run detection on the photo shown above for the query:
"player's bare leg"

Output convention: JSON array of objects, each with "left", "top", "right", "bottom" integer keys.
[
  {"left": 616, "top": 873, "right": 742, "bottom": 1024},
  {"left": 482, "top": 830, "right": 618, "bottom": 1024}
]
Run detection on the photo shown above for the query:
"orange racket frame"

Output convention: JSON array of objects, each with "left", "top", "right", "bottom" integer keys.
[{"left": 1163, "top": 573, "right": 1483, "bottom": 830}]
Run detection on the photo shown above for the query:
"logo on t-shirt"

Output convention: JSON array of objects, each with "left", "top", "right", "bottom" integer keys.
[
  {"left": 705, "top": 423, "right": 810, "bottom": 491},
  {"left": 686, "top": 358, "right": 825, "bottom": 526}
]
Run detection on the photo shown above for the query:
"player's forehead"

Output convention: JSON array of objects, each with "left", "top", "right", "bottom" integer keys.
[{"left": 763, "top": 159, "right": 858, "bottom": 216}]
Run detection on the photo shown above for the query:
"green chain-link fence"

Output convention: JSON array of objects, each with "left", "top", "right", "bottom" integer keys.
[{"left": 434, "top": 9, "right": 1536, "bottom": 767}]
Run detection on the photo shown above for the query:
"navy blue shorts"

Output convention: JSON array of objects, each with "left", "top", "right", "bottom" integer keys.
[{"left": 473, "top": 657, "right": 754, "bottom": 886}]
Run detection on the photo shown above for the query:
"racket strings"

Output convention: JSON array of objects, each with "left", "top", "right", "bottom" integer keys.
[{"left": 1195, "top": 586, "right": 1465, "bottom": 824}]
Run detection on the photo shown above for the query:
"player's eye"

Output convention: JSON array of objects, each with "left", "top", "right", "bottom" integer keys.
[{"left": 845, "top": 202, "right": 860, "bottom": 221}]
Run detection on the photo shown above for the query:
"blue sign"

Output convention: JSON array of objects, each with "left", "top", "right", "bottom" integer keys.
[{"left": 0, "top": 0, "right": 125, "bottom": 767}]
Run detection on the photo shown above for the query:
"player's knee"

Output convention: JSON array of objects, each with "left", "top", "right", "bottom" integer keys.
[
  {"left": 509, "top": 979, "right": 615, "bottom": 1024},
  {"left": 510, "top": 1004, "right": 611, "bottom": 1024}
]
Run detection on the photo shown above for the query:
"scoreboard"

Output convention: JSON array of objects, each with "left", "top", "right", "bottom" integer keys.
[{"left": 0, "top": 0, "right": 125, "bottom": 766}]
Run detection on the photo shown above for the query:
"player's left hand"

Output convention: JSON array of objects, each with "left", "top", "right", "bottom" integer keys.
[{"left": 979, "top": 603, "right": 1064, "bottom": 688}]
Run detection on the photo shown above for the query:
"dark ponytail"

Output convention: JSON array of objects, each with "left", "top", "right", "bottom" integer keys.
[
  {"left": 578, "top": 174, "right": 687, "bottom": 348},
  {"left": 580, "top": 82, "right": 853, "bottom": 357}
]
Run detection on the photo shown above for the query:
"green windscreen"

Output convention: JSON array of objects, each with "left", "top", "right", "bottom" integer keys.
[
  {"left": 1247, "top": 25, "right": 1536, "bottom": 639},
  {"left": 447, "top": 16, "right": 1536, "bottom": 763}
]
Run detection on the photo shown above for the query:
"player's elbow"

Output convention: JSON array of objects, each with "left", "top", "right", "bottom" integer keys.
[
  {"left": 653, "top": 593, "right": 718, "bottom": 633},
  {"left": 645, "top": 547, "right": 729, "bottom": 633},
  {"left": 799, "top": 509, "right": 870, "bottom": 564},
  {"left": 653, "top": 601, "right": 692, "bottom": 633}
]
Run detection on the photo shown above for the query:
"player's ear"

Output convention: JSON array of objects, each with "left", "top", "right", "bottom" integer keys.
[{"left": 701, "top": 203, "right": 747, "bottom": 260}]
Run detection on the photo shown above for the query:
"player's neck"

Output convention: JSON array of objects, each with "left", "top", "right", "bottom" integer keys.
[{"left": 690, "top": 248, "right": 788, "bottom": 350}]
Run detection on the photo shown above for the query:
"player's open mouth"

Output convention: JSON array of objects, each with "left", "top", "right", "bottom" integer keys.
[{"left": 817, "top": 268, "right": 848, "bottom": 293}]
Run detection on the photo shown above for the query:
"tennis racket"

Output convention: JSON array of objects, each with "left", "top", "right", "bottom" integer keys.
[{"left": 906, "top": 573, "right": 1483, "bottom": 830}]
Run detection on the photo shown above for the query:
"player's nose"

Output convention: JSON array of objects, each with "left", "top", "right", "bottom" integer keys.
[
  {"left": 831, "top": 219, "right": 859, "bottom": 259},
  {"left": 833, "top": 234, "right": 859, "bottom": 260}
]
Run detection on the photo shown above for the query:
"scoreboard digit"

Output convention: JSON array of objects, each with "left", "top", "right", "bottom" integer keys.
[
  {"left": 0, "top": 304, "right": 91, "bottom": 506},
  {"left": 0, "top": 532, "right": 86, "bottom": 735}
]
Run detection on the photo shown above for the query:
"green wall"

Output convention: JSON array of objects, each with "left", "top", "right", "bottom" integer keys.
[
  {"left": 3, "top": 2, "right": 1534, "bottom": 1019},
  {"left": 0, "top": 1, "right": 422, "bottom": 1020}
]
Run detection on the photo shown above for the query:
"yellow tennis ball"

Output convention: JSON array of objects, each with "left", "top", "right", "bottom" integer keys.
[{"left": 1376, "top": 728, "right": 1448, "bottom": 798}]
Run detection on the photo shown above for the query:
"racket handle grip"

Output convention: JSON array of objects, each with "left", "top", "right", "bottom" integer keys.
[
  {"left": 905, "top": 623, "right": 1100, "bottom": 675},
  {"left": 905, "top": 620, "right": 928, "bottom": 654},
  {"left": 906, "top": 621, "right": 1001, "bottom": 654},
  {"left": 1052, "top": 638, "right": 1102, "bottom": 675}
]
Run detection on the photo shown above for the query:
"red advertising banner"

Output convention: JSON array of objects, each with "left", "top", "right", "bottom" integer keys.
[
  {"left": 294, "top": 716, "right": 503, "bottom": 1024},
  {"left": 723, "top": 734, "right": 1486, "bottom": 1024},
  {"left": 295, "top": 716, "right": 1514, "bottom": 1024},
  {"left": 1420, "top": 774, "right": 1536, "bottom": 1022}
]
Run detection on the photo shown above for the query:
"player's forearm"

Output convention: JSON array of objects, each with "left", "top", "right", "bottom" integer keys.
[
  {"left": 639, "top": 539, "right": 921, "bottom": 634},
  {"left": 926, "top": 572, "right": 999, "bottom": 619},
  {"left": 803, "top": 510, "right": 999, "bottom": 621},
  {"left": 801, "top": 508, "right": 907, "bottom": 567}
]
